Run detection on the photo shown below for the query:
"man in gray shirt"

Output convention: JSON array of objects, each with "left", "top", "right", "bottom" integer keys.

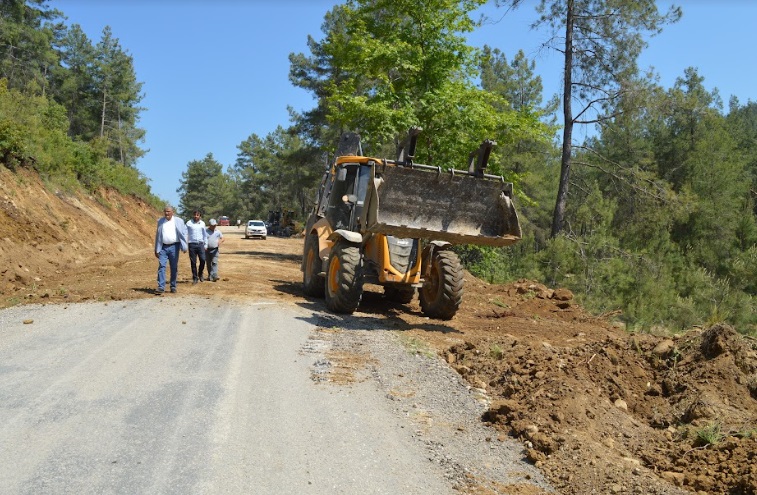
[{"left": 205, "top": 218, "right": 224, "bottom": 282}]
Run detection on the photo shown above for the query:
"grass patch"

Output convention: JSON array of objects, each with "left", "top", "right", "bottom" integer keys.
[
  {"left": 734, "top": 426, "right": 757, "bottom": 439},
  {"left": 4, "top": 297, "right": 22, "bottom": 307},
  {"left": 397, "top": 334, "right": 435, "bottom": 358},
  {"left": 694, "top": 421, "right": 725, "bottom": 446},
  {"left": 489, "top": 343, "right": 504, "bottom": 360},
  {"left": 491, "top": 299, "right": 510, "bottom": 309}
]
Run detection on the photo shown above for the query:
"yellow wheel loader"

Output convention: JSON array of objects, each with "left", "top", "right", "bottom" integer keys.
[{"left": 301, "top": 128, "right": 522, "bottom": 319}]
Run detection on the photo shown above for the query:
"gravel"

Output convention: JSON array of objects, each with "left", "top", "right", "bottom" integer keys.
[{"left": 304, "top": 310, "right": 554, "bottom": 494}]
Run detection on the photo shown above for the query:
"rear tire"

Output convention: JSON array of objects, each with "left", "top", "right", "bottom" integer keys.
[
  {"left": 302, "top": 233, "right": 325, "bottom": 296},
  {"left": 384, "top": 285, "right": 416, "bottom": 304},
  {"left": 419, "top": 249, "right": 463, "bottom": 320},
  {"left": 325, "top": 241, "right": 363, "bottom": 313}
]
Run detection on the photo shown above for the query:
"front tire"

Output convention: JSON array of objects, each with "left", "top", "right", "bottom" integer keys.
[
  {"left": 302, "top": 233, "right": 325, "bottom": 296},
  {"left": 419, "top": 249, "right": 463, "bottom": 320},
  {"left": 325, "top": 241, "right": 363, "bottom": 313}
]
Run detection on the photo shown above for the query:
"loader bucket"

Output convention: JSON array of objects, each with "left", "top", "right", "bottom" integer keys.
[{"left": 364, "top": 164, "right": 522, "bottom": 247}]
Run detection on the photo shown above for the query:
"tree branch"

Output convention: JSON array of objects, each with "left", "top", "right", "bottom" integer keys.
[{"left": 572, "top": 145, "right": 673, "bottom": 203}]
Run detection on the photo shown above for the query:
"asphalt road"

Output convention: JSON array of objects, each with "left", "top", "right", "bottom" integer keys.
[{"left": 0, "top": 297, "right": 456, "bottom": 495}]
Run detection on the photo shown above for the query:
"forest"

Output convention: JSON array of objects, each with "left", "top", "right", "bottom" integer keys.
[{"left": 3, "top": 0, "right": 757, "bottom": 334}]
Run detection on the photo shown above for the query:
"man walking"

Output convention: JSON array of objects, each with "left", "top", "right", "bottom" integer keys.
[
  {"left": 154, "top": 205, "right": 188, "bottom": 294},
  {"left": 205, "top": 218, "right": 224, "bottom": 282},
  {"left": 186, "top": 209, "right": 207, "bottom": 284}
]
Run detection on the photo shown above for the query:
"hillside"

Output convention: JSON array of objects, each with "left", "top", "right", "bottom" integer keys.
[{"left": 1, "top": 167, "right": 756, "bottom": 495}]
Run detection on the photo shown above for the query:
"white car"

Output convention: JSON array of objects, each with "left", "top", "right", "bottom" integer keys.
[{"left": 245, "top": 220, "right": 267, "bottom": 240}]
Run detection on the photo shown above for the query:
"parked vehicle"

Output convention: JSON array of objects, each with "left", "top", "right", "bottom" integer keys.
[
  {"left": 218, "top": 216, "right": 230, "bottom": 226},
  {"left": 267, "top": 209, "right": 296, "bottom": 237},
  {"left": 245, "top": 220, "right": 267, "bottom": 240}
]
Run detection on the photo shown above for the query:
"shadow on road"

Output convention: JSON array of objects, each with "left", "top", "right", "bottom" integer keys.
[
  {"left": 132, "top": 279, "right": 189, "bottom": 294},
  {"left": 226, "top": 250, "right": 301, "bottom": 264},
  {"left": 271, "top": 280, "right": 303, "bottom": 297},
  {"left": 294, "top": 298, "right": 461, "bottom": 335},
  {"left": 132, "top": 287, "right": 158, "bottom": 294},
  {"left": 269, "top": 279, "right": 460, "bottom": 334}
]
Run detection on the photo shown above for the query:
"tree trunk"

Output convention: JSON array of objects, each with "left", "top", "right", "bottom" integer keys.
[
  {"left": 551, "top": 0, "right": 575, "bottom": 238},
  {"left": 100, "top": 90, "right": 107, "bottom": 137},
  {"left": 118, "top": 109, "right": 125, "bottom": 164}
]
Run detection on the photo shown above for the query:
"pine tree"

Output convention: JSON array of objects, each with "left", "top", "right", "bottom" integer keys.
[
  {"left": 505, "top": 0, "right": 681, "bottom": 237},
  {"left": 177, "top": 153, "right": 226, "bottom": 219},
  {"left": 0, "top": 0, "right": 63, "bottom": 94},
  {"left": 92, "top": 26, "right": 144, "bottom": 166},
  {"left": 54, "top": 24, "right": 96, "bottom": 139}
]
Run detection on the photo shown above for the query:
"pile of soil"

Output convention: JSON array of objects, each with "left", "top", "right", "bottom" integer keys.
[
  {"left": 2, "top": 165, "right": 756, "bottom": 494},
  {"left": 438, "top": 281, "right": 757, "bottom": 494}
]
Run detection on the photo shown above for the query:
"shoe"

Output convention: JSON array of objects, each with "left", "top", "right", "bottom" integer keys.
[
  {"left": 212, "top": 277, "right": 219, "bottom": 282},
  {"left": 170, "top": 287, "right": 177, "bottom": 293},
  {"left": 199, "top": 276, "right": 204, "bottom": 282},
  {"left": 155, "top": 289, "right": 165, "bottom": 295},
  {"left": 192, "top": 278, "right": 198, "bottom": 285}
]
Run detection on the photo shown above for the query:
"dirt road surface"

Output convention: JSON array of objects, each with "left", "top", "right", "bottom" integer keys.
[
  {"left": 1, "top": 170, "right": 756, "bottom": 494},
  {"left": 1, "top": 295, "right": 524, "bottom": 494},
  {"left": 0, "top": 226, "right": 551, "bottom": 494}
]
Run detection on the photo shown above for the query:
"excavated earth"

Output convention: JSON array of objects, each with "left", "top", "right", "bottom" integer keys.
[{"left": 2, "top": 166, "right": 756, "bottom": 495}]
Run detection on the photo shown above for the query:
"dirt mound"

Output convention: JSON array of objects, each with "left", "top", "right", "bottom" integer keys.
[
  {"left": 0, "top": 166, "right": 158, "bottom": 304},
  {"left": 443, "top": 282, "right": 757, "bottom": 495},
  {"left": 2, "top": 167, "right": 757, "bottom": 494}
]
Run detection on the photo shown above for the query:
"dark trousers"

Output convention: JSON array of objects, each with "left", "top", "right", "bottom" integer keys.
[{"left": 188, "top": 242, "right": 206, "bottom": 280}]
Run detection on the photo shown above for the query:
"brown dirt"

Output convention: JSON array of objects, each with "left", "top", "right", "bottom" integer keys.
[{"left": 2, "top": 166, "right": 756, "bottom": 495}]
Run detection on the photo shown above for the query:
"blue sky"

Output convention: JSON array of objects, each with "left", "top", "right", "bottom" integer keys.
[{"left": 51, "top": 0, "right": 757, "bottom": 207}]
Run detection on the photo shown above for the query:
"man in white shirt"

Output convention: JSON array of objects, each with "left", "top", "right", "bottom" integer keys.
[
  {"left": 154, "top": 205, "right": 188, "bottom": 294},
  {"left": 186, "top": 209, "right": 208, "bottom": 284}
]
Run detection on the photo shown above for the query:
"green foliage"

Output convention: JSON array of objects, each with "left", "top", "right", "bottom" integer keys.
[
  {"left": 176, "top": 153, "right": 228, "bottom": 218},
  {"left": 1, "top": 3, "right": 146, "bottom": 165},
  {"left": 0, "top": 2, "right": 152, "bottom": 206},
  {"left": 489, "top": 344, "right": 504, "bottom": 360},
  {"left": 289, "top": 0, "right": 550, "bottom": 175},
  {"left": 456, "top": 244, "right": 533, "bottom": 284},
  {"left": 694, "top": 422, "right": 725, "bottom": 446},
  {"left": 99, "top": 160, "right": 157, "bottom": 201},
  {"left": 479, "top": 47, "right": 547, "bottom": 114},
  {"left": 233, "top": 126, "right": 325, "bottom": 221},
  {"left": 0, "top": 116, "right": 30, "bottom": 169},
  {"left": 319, "top": 0, "right": 486, "bottom": 147},
  {"left": 507, "top": 0, "right": 681, "bottom": 236},
  {"left": 734, "top": 427, "right": 757, "bottom": 439},
  {"left": 0, "top": 78, "right": 157, "bottom": 203},
  {"left": 0, "top": 0, "right": 63, "bottom": 94},
  {"left": 397, "top": 334, "right": 435, "bottom": 358},
  {"left": 89, "top": 26, "right": 145, "bottom": 166}
]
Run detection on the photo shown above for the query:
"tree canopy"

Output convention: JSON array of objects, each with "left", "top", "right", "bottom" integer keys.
[{"left": 0, "top": 0, "right": 150, "bottom": 200}]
